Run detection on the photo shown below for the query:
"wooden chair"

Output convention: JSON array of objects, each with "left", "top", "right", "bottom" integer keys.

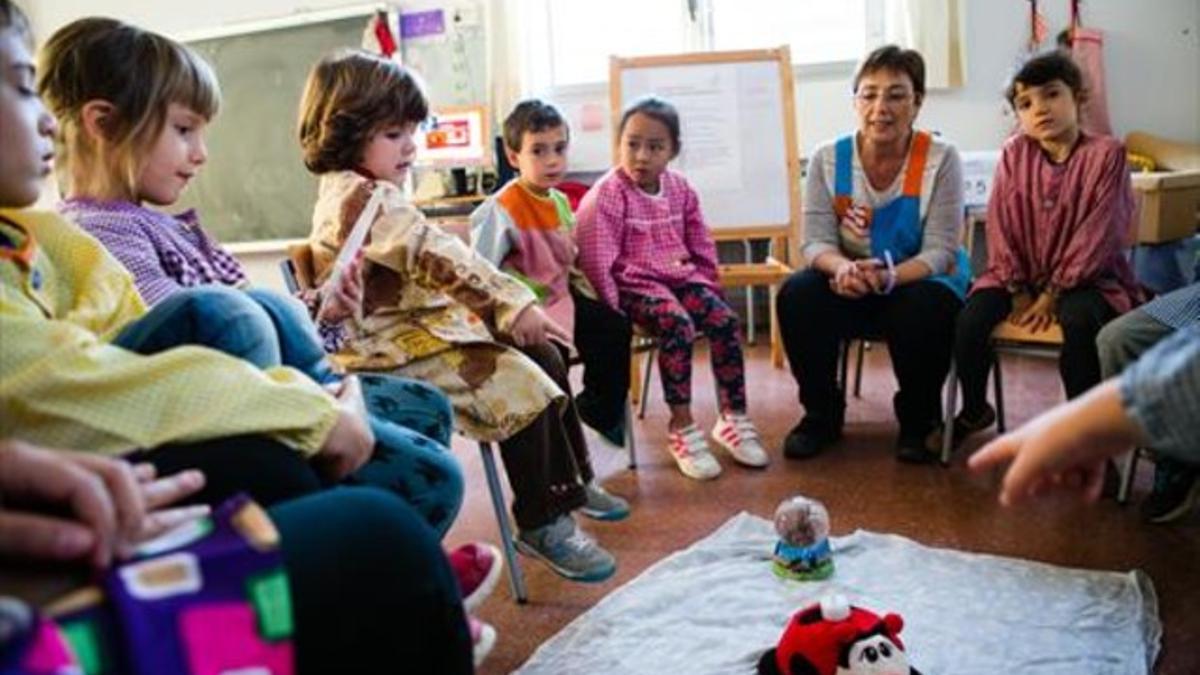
[{"left": 281, "top": 244, "right": 531, "bottom": 602}]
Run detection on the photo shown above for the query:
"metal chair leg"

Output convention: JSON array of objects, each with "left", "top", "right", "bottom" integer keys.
[
  {"left": 991, "top": 358, "right": 1007, "bottom": 433},
  {"left": 625, "top": 396, "right": 637, "bottom": 470},
  {"left": 743, "top": 239, "right": 756, "bottom": 345},
  {"left": 478, "top": 442, "right": 527, "bottom": 604},
  {"left": 853, "top": 340, "right": 867, "bottom": 398},
  {"left": 838, "top": 339, "right": 851, "bottom": 397},
  {"left": 941, "top": 361, "right": 958, "bottom": 466},
  {"left": 1117, "top": 448, "right": 1140, "bottom": 505},
  {"left": 638, "top": 347, "right": 655, "bottom": 420}
]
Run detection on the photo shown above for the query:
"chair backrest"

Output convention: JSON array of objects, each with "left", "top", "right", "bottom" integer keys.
[{"left": 286, "top": 243, "right": 317, "bottom": 291}]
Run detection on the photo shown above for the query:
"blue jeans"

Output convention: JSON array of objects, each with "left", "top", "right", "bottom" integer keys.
[{"left": 114, "top": 286, "right": 464, "bottom": 536}]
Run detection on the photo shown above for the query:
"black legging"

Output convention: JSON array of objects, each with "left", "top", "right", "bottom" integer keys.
[
  {"left": 776, "top": 269, "right": 962, "bottom": 439},
  {"left": 954, "top": 286, "right": 1116, "bottom": 414},
  {"left": 274, "top": 488, "right": 472, "bottom": 674}
]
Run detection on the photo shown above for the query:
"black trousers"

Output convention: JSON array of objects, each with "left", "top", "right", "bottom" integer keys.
[
  {"left": 140, "top": 435, "right": 324, "bottom": 507},
  {"left": 954, "top": 286, "right": 1116, "bottom": 413},
  {"left": 277, "top": 488, "right": 472, "bottom": 674},
  {"left": 571, "top": 289, "right": 633, "bottom": 429},
  {"left": 776, "top": 268, "right": 962, "bottom": 439},
  {"left": 500, "top": 342, "right": 589, "bottom": 530}
]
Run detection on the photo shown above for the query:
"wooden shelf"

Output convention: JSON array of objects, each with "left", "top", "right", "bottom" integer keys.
[
  {"left": 717, "top": 257, "right": 793, "bottom": 287},
  {"left": 413, "top": 194, "right": 487, "bottom": 207}
]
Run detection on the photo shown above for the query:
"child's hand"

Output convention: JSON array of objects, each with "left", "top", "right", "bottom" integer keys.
[
  {"left": 0, "top": 441, "right": 208, "bottom": 568},
  {"left": 317, "top": 253, "right": 364, "bottom": 323},
  {"left": 508, "top": 304, "right": 573, "bottom": 348},
  {"left": 1012, "top": 292, "right": 1056, "bottom": 333},
  {"left": 968, "top": 380, "right": 1136, "bottom": 506},
  {"left": 314, "top": 376, "right": 375, "bottom": 481}
]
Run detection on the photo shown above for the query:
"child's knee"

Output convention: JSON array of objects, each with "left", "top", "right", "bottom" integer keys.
[
  {"left": 361, "top": 374, "right": 455, "bottom": 442},
  {"left": 519, "top": 342, "right": 569, "bottom": 383},
  {"left": 173, "top": 286, "right": 278, "bottom": 337},
  {"left": 244, "top": 286, "right": 312, "bottom": 325},
  {"left": 706, "top": 305, "right": 740, "bottom": 336},
  {"left": 656, "top": 307, "right": 695, "bottom": 340}
]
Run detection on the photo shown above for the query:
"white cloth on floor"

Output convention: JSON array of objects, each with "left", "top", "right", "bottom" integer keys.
[{"left": 516, "top": 512, "right": 1160, "bottom": 675}]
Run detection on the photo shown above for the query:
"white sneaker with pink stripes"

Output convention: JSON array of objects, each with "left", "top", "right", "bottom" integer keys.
[
  {"left": 666, "top": 423, "right": 722, "bottom": 480},
  {"left": 711, "top": 413, "right": 770, "bottom": 467}
]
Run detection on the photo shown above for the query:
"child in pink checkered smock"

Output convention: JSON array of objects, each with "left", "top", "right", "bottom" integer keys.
[{"left": 576, "top": 97, "right": 768, "bottom": 481}]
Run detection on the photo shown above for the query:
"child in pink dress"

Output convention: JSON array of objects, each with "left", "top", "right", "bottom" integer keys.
[{"left": 576, "top": 97, "right": 767, "bottom": 481}]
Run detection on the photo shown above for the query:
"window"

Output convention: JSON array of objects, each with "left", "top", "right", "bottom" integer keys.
[
  {"left": 709, "top": 0, "right": 866, "bottom": 64},
  {"left": 521, "top": 0, "right": 872, "bottom": 90},
  {"left": 544, "top": 0, "right": 691, "bottom": 87}
]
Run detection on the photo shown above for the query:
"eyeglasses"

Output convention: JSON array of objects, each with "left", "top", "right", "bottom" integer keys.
[{"left": 854, "top": 90, "right": 914, "bottom": 107}]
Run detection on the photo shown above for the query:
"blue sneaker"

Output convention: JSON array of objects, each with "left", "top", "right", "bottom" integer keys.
[
  {"left": 516, "top": 515, "right": 616, "bottom": 583},
  {"left": 578, "top": 481, "right": 630, "bottom": 521}
]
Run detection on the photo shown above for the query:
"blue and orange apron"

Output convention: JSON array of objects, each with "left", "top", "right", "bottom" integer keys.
[{"left": 833, "top": 131, "right": 970, "bottom": 299}]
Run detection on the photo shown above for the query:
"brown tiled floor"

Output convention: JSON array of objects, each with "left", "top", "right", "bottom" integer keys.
[{"left": 445, "top": 343, "right": 1200, "bottom": 674}]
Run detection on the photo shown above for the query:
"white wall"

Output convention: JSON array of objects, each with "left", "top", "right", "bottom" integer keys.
[
  {"left": 25, "top": 0, "right": 1199, "bottom": 160},
  {"left": 24, "top": 0, "right": 369, "bottom": 42}
]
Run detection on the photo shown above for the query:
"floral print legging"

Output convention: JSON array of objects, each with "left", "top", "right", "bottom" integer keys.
[{"left": 620, "top": 283, "right": 747, "bottom": 411}]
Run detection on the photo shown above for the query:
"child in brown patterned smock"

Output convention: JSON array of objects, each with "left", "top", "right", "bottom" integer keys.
[{"left": 299, "top": 49, "right": 617, "bottom": 583}]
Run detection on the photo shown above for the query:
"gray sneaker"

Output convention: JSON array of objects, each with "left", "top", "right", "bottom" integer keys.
[
  {"left": 516, "top": 515, "right": 616, "bottom": 582},
  {"left": 578, "top": 481, "right": 630, "bottom": 521}
]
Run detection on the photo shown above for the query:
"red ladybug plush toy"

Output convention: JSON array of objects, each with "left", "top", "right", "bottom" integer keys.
[{"left": 757, "top": 595, "right": 921, "bottom": 675}]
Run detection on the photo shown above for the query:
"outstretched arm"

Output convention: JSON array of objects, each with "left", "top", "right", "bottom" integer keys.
[{"left": 969, "top": 325, "right": 1200, "bottom": 505}]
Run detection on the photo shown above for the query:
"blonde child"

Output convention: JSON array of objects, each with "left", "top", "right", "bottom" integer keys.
[
  {"left": 0, "top": 7, "right": 473, "bottom": 670},
  {"left": 470, "top": 99, "right": 632, "bottom": 511},
  {"left": 576, "top": 97, "right": 768, "bottom": 480},
  {"left": 1, "top": 8, "right": 375, "bottom": 519},
  {"left": 37, "top": 18, "right": 504, "bottom": 633},
  {"left": 297, "top": 49, "right": 617, "bottom": 582}
]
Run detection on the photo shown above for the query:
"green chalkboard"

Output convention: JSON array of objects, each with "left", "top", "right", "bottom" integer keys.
[
  {"left": 177, "top": 4, "right": 488, "bottom": 243},
  {"left": 177, "top": 15, "right": 368, "bottom": 243}
]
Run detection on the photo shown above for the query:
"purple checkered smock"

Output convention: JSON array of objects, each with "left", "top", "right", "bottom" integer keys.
[{"left": 60, "top": 197, "right": 248, "bottom": 305}]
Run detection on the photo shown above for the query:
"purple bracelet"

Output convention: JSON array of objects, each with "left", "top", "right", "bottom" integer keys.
[{"left": 880, "top": 251, "right": 897, "bottom": 295}]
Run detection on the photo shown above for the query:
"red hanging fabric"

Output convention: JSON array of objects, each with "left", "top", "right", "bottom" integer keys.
[
  {"left": 1028, "top": 0, "right": 1048, "bottom": 50},
  {"left": 1068, "top": 1, "right": 1114, "bottom": 136},
  {"left": 373, "top": 11, "right": 398, "bottom": 58}
]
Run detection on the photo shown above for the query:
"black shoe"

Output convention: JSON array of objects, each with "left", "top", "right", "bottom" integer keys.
[
  {"left": 577, "top": 396, "right": 626, "bottom": 448},
  {"left": 949, "top": 404, "right": 997, "bottom": 448},
  {"left": 895, "top": 434, "right": 939, "bottom": 464},
  {"left": 783, "top": 420, "right": 841, "bottom": 460},
  {"left": 1140, "top": 464, "right": 1200, "bottom": 524}
]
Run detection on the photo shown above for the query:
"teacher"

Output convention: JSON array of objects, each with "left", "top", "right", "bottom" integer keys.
[{"left": 776, "top": 45, "right": 968, "bottom": 463}]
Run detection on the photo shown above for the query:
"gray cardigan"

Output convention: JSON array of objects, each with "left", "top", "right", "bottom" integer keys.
[{"left": 802, "top": 133, "right": 964, "bottom": 275}]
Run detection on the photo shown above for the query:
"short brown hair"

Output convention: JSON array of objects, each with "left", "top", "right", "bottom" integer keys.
[
  {"left": 503, "top": 99, "right": 568, "bottom": 152},
  {"left": 38, "top": 17, "right": 220, "bottom": 198},
  {"left": 853, "top": 45, "right": 926, "bottom": 105},
  {"left": 1005, "top": 50, "right": 1085, "bottom": 107},
  {"left": 297, "top": 49, "right": 428, "bottom": 174}
]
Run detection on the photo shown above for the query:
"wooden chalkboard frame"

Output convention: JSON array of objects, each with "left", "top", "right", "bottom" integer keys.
[{"left": 608, "top": 47, "right": 801, "bottom": 247}]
